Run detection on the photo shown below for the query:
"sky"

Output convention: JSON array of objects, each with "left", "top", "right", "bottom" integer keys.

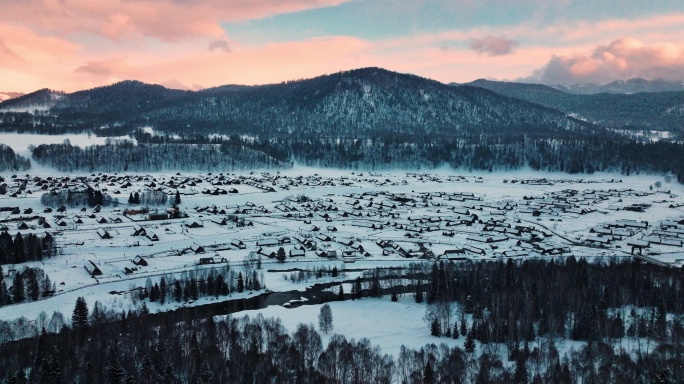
[{"left": 1, "top": 0, "right": 684, "bottom": 93}]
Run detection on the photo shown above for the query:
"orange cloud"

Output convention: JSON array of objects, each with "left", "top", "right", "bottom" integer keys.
[
  {"left": 528, "top": 38, "right": 684, "bottom": 84},
  {"left": 0, "top": 25, "right": 80, "bottom": 68}
]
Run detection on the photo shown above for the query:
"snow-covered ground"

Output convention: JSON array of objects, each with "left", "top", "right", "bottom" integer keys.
[
  {"left": 1, "top": 133, "right": 684, "bottom": 354},
  {"left": 238, "top": 297, "right": 459, "bottom": 357}
]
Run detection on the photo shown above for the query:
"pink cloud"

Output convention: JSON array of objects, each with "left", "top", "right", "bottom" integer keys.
[
  {"left": 469, "top": 36, "right": 519, "bottom": 56},
  {"left": 0, "top": 39, "right": 24, "bottom": 66},
  {"left": 4, "top": 7, "right": 684, "bottom": 93},
  {"left": 75, "top": 57, "right": 138, "bottom": 78},
  {"left": 209, "top": 39, "right": 231, "bottom": 52},
  {"left": 0, "top": 25, "right": 80, "bottom": 68},
  {"left": 527, "top": 38, "right": 684, "bottom": 84},
  {"left": 0, "top": 0, "right": 351, "bottom": 42},
  {"left": 142, "top": 36, "right": 370, "bottom": 87}
]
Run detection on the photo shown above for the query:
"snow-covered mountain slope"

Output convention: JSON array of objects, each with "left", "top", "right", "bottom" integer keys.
[{"left": 0, "top": 89, "right": 63, "bottom": 113}]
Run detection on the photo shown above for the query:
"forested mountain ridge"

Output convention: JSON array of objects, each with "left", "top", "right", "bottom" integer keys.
[
  {"left": 552, "top": 77, "right": 684, "bottom": 94},
  {"left": 0, "top": 68, "right": 598, "bottom": 139},
  {"left": 464, "top": 79, "right": 684, "bottom": 135},
  {"left": 0, "top": 89, "right": 65, "bottom": 112},
  {"left": 4, "top": 67, "right": 684, "bottom": 176}
]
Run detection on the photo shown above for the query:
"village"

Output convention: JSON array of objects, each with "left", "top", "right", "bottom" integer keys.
[{"left": 1, "top": 169, "right": 683, "bottom": 296}]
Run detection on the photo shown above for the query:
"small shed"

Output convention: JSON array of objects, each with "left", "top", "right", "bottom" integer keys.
[
  {"left": 84, "top": 261, "right": 102, "bottom": 276},
  {"left": 257, "top": 238, "right": 280, "bottom": 247},
  {"left": 231, "top": 239, "right": 246, "bottom": 249},
  {"left": 289, "top": 249, "right": 305, "bottom": 258},
  {"left": 185, "top": 220, "right": 204, "bottom": 228},
  {"left": 132, "top": 255, "right": 148, "bottom": 266}
]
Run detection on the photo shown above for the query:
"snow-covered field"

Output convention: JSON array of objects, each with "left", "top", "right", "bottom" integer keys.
[{"left": 1, "top": 133, "right": 684, "bottom": 355}]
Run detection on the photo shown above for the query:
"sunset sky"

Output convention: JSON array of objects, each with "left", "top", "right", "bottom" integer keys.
[{"left": 1, "top": 0, "right": 684, "bottom": 93}]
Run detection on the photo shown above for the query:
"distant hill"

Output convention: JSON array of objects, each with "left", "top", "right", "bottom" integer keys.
[
  {"left": 0, "top": 68, "right": 598, "bottom": 139},
  {"left": 0, "top": 89, "right": 65, "bottom": 112},
  {"left": 463, "top": 79, "right": 684, "bottom": 134},
  {"left": 551, "top": 78, "right": 684, "bottom": 94}
]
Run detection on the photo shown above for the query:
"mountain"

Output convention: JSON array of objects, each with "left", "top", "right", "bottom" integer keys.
[
  {"left": 0, "top": 68, "right": 598, "bottom": 139},
  {"left": 552, "top": 78, "right": 684, "bottom": 94},
  {"left": 0, "top": 89, "right": 65, "bottom": 112},
  {"left": 0, "top": 92, "right": 24, "bottom": 102},
  {"left": 55, "top": 80, "right": 192, "bottom": 120},
  {"left": 464, "top": 79, "right": 684, "bottom": 135},
  {"left": 464, "top": 79, "right": 566, "bottom": 107}
]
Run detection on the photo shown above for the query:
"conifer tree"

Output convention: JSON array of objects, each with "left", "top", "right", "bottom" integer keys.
[
  {"left": 431, "top": 318, "right": 441, "bottom": 337},
  {"left": 252, "top": 270, "right": 261, "bottom": 291},
  {"left": 237, "top": 272, "right": 244, "bottom": 293},
  {"left": 173, "top": 280, "right": 182, "bottom": 302},
  {"left": 206, "top": 274, "right": 215, "bottom": 297},
  {"left": 105, "top": 347, "right": 126, "bottom": 384},
  {"left": 150, "top": 283, "right": 159, "bottom": 302},
  {"left": 159, "top": 277, "right": 166, "bottom": 304},
  {"left": 12, "top": 273, "right": 25, "bottom": 303},
  {"left": 415, "top": 280, "right": 424, "bottom": 303},
  {"left": 71, "top": 296, "right": 89, "bottom": 330},
  {"left": 423, "top": 361, "right": 435, "bottom": 384},
  {"left": 514, "top": 355, "right": 528, "bottom": 384},
  {"left": 0, "top": 280, "right": 9, "bottom": 306},
  {"left": 276, "top": 247, "right": 286, "bottom": 263},
  {"left": 13, "top": 233, "right": 25, "bottom": 263},
  {"left": 28, "top": 272, "right": 40, "bottom": 301},
  {"left": 42, "top": 274, "right": 51, "bottom": 297},
  {"left": 464, "top": 330, "right": 476, "bottom": 353}
]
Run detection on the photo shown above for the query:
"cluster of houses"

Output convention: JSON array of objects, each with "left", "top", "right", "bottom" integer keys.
[
  {"left": 637, "top": 219, "right": 684, "bottom": 250},
  {"left": 586, "top": 216, "right": 684, "bottom": 259},
  {"left": 1, "top": 174, "right": 81, "bottom": 197},
  {"left": 3, "top": 170, "right": 684, "bottom": 281}
]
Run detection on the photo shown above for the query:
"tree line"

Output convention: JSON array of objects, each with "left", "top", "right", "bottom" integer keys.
[
  {"left": 40, "top": 188, "right": 117, "bottom": 208},
  {"left": 27, "top": 135, "right": 684, "bottom": 184},
  {"left": 0, "top": 231, "right": 55, "bottom": 265},
  {"left": 0, "top": 258, "right": 682, "bottom": 382},
  {"left": 127, "top": 190, "right": 168, "bottom": 207},
  {"left": 415, "top": 257, "right": 683, "bottom": 344},
  {"left": 30, "top": 142, "right": 291, "bottom": 173},
  {"left": 0, "top": 144, "right": 30, "bottom": 172},
  {"left": 0, "top": 265, "right": 54, "bottom": 307},
  {"left": 137, "top": 266, "right": 264, "bottom": 306}
]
